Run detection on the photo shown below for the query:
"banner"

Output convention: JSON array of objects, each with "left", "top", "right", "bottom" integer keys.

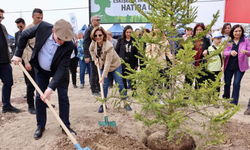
[
  {"left": 89, "top": 0, "right": 150, "bottom": 24},
  {"left": 224, "top": 0, "right": 250, "bottom": 23},
  {"left": 69, "top": 13, "right": 78, "bottom": 34}
]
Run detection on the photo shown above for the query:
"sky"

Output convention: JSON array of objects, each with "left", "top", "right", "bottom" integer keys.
[{"left": 1, "top": 0, "right": 229, "bottom": 36}]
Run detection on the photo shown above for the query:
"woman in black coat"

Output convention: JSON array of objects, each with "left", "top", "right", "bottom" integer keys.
[{"left": 116, "top": 25, "right": 138, "bottom": 90}]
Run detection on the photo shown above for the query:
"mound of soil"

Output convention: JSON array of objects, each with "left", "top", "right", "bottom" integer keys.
[
  {"left": 55, "top": 132, "right": 150, "bottom": 150},
  {"left": 146, "top": 131, "right": 196, "bottom": 150}
]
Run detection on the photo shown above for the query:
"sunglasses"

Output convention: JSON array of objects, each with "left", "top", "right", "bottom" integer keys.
[
  {"left": 94, "top": 34, "right": 103, "bottom": 37},
  {"left": 0, "top": 16, "right": 4, "bottom": 19},
  {"left": 57, "top": 37, "right": 63, "bottom": 41},
  {"left": 17, "top": 26, "right": 23, "bottom": 29},
  {"left": 95, "top": 19, "right": 101, "bottom": 21}
]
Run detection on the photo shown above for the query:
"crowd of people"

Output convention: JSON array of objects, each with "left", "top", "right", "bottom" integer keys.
[{"left": 1, "top": 7, "right": 250, "bottom": 140}]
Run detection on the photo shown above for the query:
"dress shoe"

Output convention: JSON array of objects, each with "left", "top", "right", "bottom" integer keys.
[
  {"left": 73, "top": 84, "right": 78, "bottom": 88},
  {"left": 91, "top": 92, "right": 101, "bottom": 97},
  {"left": 34, "top": 127, "right": 45, "bottom": 140},
  {"left": 98, "top": 105, "right": 108, "bottom": 113},
  {"left": 2, "top": 106, "right": 20, "bottom": 113},
  {"left": 28, "top": 107, "right": 36, "bottom": 114},
  {"left": 62, "top": 127, "right": 77, "bottom": 135},
  {"left": 124, "top": 104, "right": 132, "bottom": 111},
  {"left": 244, "top": 108, "right": 250, "bottom": 115}
]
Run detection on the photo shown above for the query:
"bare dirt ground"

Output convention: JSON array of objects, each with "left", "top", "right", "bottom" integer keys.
[{"left": 1, "top": 64, "right": 250, "bottom": 150}]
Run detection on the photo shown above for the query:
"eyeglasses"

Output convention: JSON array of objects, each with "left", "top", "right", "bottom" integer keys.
[
  {"left": 0, "top": 16, "right": 4, "bottom": 19},
  {"left": 95, "top": 19, "right": 101, "bottom": 22},
  {"left": 94, "top": 34, "right": 103, "bottom": 37}
]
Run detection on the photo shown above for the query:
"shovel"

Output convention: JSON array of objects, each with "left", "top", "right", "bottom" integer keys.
[
  {"left": 19, "top": 62, "right": 90, "bottom": 150},
  {"left": 96, "top": 65, "right": 117, "bottom": 127}
]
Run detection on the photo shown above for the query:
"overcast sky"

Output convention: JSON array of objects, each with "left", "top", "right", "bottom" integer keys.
[{"left": 1, "top": 0, "right": 227, "bottom": 36}]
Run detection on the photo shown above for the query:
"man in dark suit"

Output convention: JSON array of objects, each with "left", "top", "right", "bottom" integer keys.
[
  {"left": 83, "top": 15, "right": 101, "bottom": 96},
  {"left": 14, "top": 18, "right": 26, "bottom": 53},
  {"left": 0, "top": 8, "right": 20, "bottom": 113},
  {"left": 12, "top": 19, "right": 76, "bottom": 139}
]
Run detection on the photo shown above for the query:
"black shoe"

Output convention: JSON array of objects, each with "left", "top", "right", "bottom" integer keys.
[
  {"left": 91, "top": 92, "right": 101, "bottom": 97},
  {"left": 2, "top": 106, "right": 20, "bottom": 113},
  {"left": 28, "top": 107, "right": 36, "bottom": 114},
  {"left": 98, "top": 105, "right": 103, "bottom": 113},
  {"left": 62, "top": 127, "right": 77, "bottom": 135},
  {"left": 124, "top": 104, "right": 132, "bottom": 111},
  {"left": 34, "top": 127, "right": 45, "bottom": 140},
  {"left": 46, "top": 104, "right": 56, "bottom": 108},
  {"left": 23, "top": 95, "right": 27, "bottom": 98},
  {"left": 73, "top": 84, "right": 77, "bottom": 88},
  {"left": 98, "top": 105, "right": 108, "bottom": 113}
]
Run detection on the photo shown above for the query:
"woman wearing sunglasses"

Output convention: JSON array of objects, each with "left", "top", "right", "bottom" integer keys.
[
  {"left": 89, "top": 26, "right": 132, "bottom": 113},
  {"left": 223, "top": 24, "right": 250, "bottom": 106}
]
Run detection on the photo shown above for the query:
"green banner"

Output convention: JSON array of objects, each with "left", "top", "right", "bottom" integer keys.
[{"left": 90, "top": 0, "right": 150, "bottom": 23}]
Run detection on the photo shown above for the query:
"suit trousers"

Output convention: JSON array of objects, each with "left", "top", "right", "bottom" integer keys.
[
  {"left": 22, "top": 61, "right": 35, "bottom": 108},
  {"left": 35, "top": 68, "right": 70, "bottom": 128},
  {"left": 69, "top": 57, "right": 78, "bottom": 85},
  {"left": 0, "top": 63, "right": 13, "bottom": 107},
  {"left": 90, "top": 61, "right": 100, "bottom": 93}
]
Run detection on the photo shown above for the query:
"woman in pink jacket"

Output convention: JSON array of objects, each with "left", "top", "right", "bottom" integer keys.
[{"left": 223, "top": 24, "right": 250, "bottom": 105}]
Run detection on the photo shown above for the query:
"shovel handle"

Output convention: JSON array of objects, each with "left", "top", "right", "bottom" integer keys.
[
  {"left": 18, "top": 62, "right": 79, "bottom": 146},
  {"left": 96, "top": 65, "right": 107, "bottom": 117}
]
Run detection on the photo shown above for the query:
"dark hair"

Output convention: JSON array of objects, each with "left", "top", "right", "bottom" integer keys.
[
  {"left": 32, "top": 8, "right": 43, "bottom": 16},
  {"left": 229, "top": 24, "right": 245, "bottom": 39},
  {"left": 135, "top": 28, "right": 140, "bottom": 32},
  {"left": 143, "top": 28, "right": 150, "bottom": 34},
  {"left": 121, "top": 25, "right": 133, "bottom": 44},
  {"left": 0, "top": 8, "right": 4, "bottom": 13},
  {"left": 193, "top": 23, "right": 205, "bottom": 37},
  {"left": 15, "top": 18, "right": 25, "bottom": 24},
  {"left": 90, "top": 26, "right": 107, "bottom": 41},
  {"left": 221, "top": 23, "right": 231, "bottom": 35},
  {"left": 122, "top": 25, "right": 133, "bottom": 39}
]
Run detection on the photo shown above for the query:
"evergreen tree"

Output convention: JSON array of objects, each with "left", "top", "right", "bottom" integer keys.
[{"left": 119, "top": 0, "right": 239, "bottom": 148}]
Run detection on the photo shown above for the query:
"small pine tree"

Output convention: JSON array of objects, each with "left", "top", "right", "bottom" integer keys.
[{"left": 118, "top": 0, "right": 239, "bottom": 148}]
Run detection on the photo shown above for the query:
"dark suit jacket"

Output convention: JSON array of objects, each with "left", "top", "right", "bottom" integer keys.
[
  {"left": 15, "top": 21, "right": 75, "bottom": 90},
  {"left": 14, "top": 30, "right": 21, "bottom": 48},
  {"left": 14, "top": 30, "right": 22, "bottom": 56},
  {"left": 0, "top": 24, "right": 11, "bottom": 63},
  {"left": 83, "top": 25, "right": 94, "bottom": 59}
]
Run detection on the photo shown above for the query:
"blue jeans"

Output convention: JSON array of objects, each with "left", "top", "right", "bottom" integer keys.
[
  {"left": 79, "top": 59, "right": 91, "bottom": 85},
  {"left": 0, "top": 63, "right": 13, "bottom": 107},
  {"left": 100, "top": 65, "right": 127, "bottom": 100},
  {"left": 223, "top": 68, "right": 245, "bottom": 105}
]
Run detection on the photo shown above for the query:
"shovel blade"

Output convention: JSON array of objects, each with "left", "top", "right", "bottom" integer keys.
[
  {"left": 98, "top": 120, "right": 117, "bottom": 127},
  {"left": 98, "top": 116, "right": 117, "bottom": 127}
]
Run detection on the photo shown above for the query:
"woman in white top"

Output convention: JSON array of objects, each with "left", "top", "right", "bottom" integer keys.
[{"left": 221, "top": 23, "right": 231, "bottom": 43}]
